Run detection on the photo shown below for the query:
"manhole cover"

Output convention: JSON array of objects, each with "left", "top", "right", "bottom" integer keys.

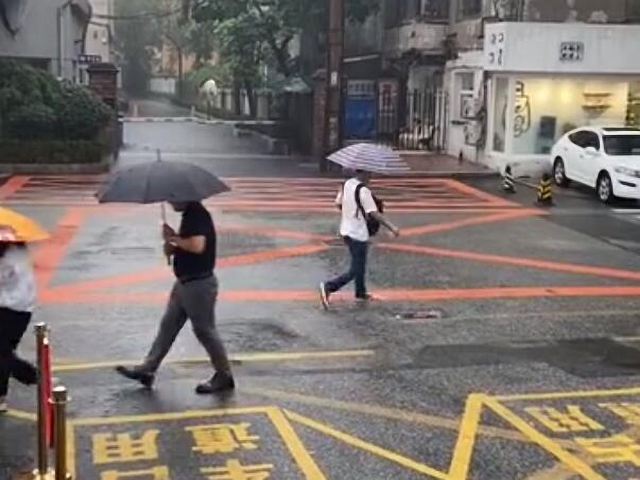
[{"left": 394, "top": 310, "right": 444, "bottom": 321}]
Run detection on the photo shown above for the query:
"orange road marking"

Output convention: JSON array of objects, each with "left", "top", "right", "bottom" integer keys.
[
  {"left": 39, "top": 243, "right": 330, "bottom": 299},
  {"left": 0, "top": 176, "right": 30, "bottom": 200},
  {"left": 381, "top": 243, "right": 640, "bottom": 281},
  {"left": 31, "top": 208, "right": 85, "bottom": 290},
  {"left": 442, "top": 178, "right": 517, "bottom": 207},
  {"left": 219, "top": 226, "right": 332, "bottom": 242},
  {"left": 401, "top": 209, "right": 543, "bottom": 237},
  {"left": 39, "top": 285, "right": 640, "bottom": 304}
]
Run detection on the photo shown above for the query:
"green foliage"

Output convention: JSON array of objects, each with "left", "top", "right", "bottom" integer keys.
[
  {"left": 56, "top": 82, "right": 112, "bottom": 140},
  {"left": 193, "top": 0, "right": 379, "bottom": 79},
  {"left": 0, "top": 139, "right": 107, "bottom": 164},
  {"left": 0, "top": 60, "right": 112, "bottom": 141},
  {"left": 186, "top": 64, "right": 232, "bottom": 90},
  {"left": 114, "top": 0, "right": 162, "bottom": 95},
  {"left": 6, "top": 105, "right": 57, "bottom": 140}
]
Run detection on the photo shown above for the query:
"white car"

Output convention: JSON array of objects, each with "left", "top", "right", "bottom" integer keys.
[{"left": 551, "top": 126, "right": 640, "bottom": 203}]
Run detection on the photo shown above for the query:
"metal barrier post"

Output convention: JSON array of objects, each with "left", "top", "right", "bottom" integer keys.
[
  {"left": 33, "top": 323, "right": 50, "bottom": 479},
  {"left": 53, "top": 386, "right": 71, "bottom": 480}
]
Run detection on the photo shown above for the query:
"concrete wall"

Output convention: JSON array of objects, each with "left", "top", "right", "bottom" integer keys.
[
  {"left": 149, "top": 76, "right": 177, "bottom": 96},
  {"left": 85, "top": 0, "right": 113, "bottom": 63},
  {"left": 0, "top": 0, "right": 86, "bottom": 80}
]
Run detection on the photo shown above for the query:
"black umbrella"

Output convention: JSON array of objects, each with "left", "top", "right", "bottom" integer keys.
[{"left": 97, "top": 153, "right": 230, "bottom": 204}]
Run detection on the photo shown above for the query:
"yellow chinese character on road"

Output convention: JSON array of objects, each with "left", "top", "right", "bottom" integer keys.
[
  {"left": 101, "top": 465, "right": 170, "bottom": 480},
  {"left": 600, "top": 402, "right": 640, "bottom": 425},
  {"left": 201, "top": 460, "right": 273, "bottom": 480},
  {"left": 93, "top": 429, "right": 160, "bottom": 465},
  {"left": 575, "top": 434, "right": 640, "bottom": 466},
  {"left": 186, "top": 423, "right": 259, "bottom": 454},
  {"left": 525, "top": 405, "right": 604, "bottom": 433}
]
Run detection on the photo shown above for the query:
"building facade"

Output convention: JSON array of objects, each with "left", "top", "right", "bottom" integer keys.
[
  {"left": 340, "top": 0, "right": 640, "bottom": 169},
  {"left": 84, "top": 0, "right": 113, "bottom": 63},
  {"left": 0, "top": 0, "right": 92, "bottom": 81}
]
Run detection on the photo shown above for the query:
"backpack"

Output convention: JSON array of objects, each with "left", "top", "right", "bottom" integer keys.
[{"left": 355, "top": 183, "right": 384, "bottom": 236}]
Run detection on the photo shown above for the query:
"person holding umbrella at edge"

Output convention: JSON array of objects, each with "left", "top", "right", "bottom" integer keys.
[
  {"left": 320, "top": 143, "right": 406, "bottom": 309},
  {"left": 98, "top": 151, "right": 234, "bottom": 394}
]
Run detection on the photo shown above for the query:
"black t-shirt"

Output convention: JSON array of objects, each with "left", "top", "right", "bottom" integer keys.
[{"left": 173, "top": 203, "right": 216, "bottom": 279}]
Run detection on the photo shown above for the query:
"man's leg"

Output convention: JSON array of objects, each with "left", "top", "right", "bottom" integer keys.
[
  {"left": 324, "top": 238, "right": 358, "bottom": 295},
  {"left": 352, "top": 240, "right": 369, "bottom": 299},
  {"left": 181, "top": 276, "right": 234, "bottom": 393},
  {"left": 139, "top": 282, "right": 188, "bottom": 373},
  {"left": 182, "top": 277, "right": 231, "bottom": 373}
]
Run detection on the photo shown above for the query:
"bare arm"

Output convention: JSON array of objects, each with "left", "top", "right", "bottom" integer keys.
[
  {"left": 171, "top": 235, "right": 206, "bottom": 254},
  {"left": 370, "top": 211, "right": 400, "bottom": 237}
]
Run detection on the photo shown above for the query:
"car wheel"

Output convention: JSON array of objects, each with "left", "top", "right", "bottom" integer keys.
[
  {"left": 553, "top": 158, "right": 569, "bottom": 187},
  {"left": 597, "top": 173, "right": 614, "bottom": 204}
]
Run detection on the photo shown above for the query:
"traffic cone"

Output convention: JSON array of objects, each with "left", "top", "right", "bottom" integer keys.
[
  {"left": 537, "top": 173, "right": 554, "bottom": 206},
  {"left": 502, "top": 164, "right": 516, "bottom": 193}
]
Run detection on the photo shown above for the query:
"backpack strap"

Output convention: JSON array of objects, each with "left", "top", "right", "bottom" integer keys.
[{"left": 354, "top": 183, "right": 367, "bottom": 219}]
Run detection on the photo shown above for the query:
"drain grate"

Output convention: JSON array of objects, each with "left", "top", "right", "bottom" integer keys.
[{"left": 394, "top": 310, "right": 444, "bottom": 321}]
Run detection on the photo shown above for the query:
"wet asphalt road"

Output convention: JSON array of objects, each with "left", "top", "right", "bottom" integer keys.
[{"left": 2, "top": 100, "right": 640, "bottom": 480}]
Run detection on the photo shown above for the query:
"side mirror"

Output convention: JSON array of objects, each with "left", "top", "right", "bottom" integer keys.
[{"left": 585, "top": 146, "right": 599, "bottom": 155}]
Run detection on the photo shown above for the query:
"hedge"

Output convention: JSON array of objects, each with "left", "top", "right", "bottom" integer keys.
[{"left": 0, "top": 140, "right": 107, "bottom": 164}]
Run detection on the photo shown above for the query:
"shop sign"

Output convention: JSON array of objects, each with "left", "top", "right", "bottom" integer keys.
[
  {"left": 559, "top": 42, "right": 584, "bottom": 61},
  {"left": 486, "top": 30, "right": 506, "bottom": 68}
]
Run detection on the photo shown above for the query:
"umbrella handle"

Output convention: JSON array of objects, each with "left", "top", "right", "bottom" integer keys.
[{"left": 160, "top": 203, "right": 171, "bottom": 266}]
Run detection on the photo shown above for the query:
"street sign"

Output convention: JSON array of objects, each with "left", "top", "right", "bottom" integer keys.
[{"left": 78, "top": 54, "right": 102, "bottom": 65}]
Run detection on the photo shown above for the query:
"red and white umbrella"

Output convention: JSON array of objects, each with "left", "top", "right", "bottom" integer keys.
[{"left": 327, "top": 143, "right": 410, "bottom": 175}]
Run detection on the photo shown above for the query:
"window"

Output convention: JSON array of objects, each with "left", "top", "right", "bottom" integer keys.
[
  {"left": 569, "top": 131, "right": 587, "bottom": 147},
  {"left": 421, "top": 0, "right": 450, "bottom": 21},
  {"left": 569, "top": 131, "right": 600, "bottom": 150},
  {"left": 584, "top": 132, "right": 601, "bottom": 150},
  {"left": 603, "top": 135, "right": 640, "bottom": 155},
  {"left": 459, "top": 0, "right": 482, "bottom": 18},
  {"left": 400, "top": 0, "right": 420, "bottom": 22},
  {"left": 455, "top": 72, "right": 475, "bottom": 120}
]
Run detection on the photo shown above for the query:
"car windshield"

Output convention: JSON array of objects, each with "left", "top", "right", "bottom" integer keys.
[{"left": 603, "top": 135, "right": 640, "bottom": 155}]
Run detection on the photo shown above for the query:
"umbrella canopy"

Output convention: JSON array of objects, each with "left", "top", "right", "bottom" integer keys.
[
  {"left": 0, "top": 207, "right": 49, "bottom": 242},
  {"left": 327, "top": 143, "right": 410, "bottom": 175},
  {"left": 97, "top": 159, "right": 230, "bottom": 204}
]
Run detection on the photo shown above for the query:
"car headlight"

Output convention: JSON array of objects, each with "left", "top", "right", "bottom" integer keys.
[{"left": 614, "top": 166, "right": 640, "bottom": 178}]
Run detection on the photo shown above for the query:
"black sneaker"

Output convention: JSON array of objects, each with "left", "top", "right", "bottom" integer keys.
[
  {"left": 115, "top": 366, "right": 155, "bottom": 388},
  {"left": 319, "top": 283, "right": 330, "bottom": 310},
  {"left": 196, "top": 372, "right": 236, "bottom": 394}
]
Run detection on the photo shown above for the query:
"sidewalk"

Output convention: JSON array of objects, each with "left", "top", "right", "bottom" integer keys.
[{"left": 400, "top": 152, "right": 495, "bottom": 177}]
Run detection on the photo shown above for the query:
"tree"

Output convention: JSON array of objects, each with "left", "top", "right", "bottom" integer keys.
[
  {"left": 193, "top": 0, "right": 379, "bottom": 79},
  {"left": 114, "top": 0, "right": 162, "bottom": 95}
]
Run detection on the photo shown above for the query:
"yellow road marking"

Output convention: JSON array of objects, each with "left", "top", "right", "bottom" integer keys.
[
  {"left": 447, "top": 394, "right": 485, "bottom": 480},
  {"left": 69, "top": 406, "right": 277, "bottom": 426},
  {"left": 53, "top": 349, "right": 374, "bottom": 372},
  {"left": 483, "top": 397, "right": 605, "bottom": 480},
  {"left": 285, "top": 410, "right": 448, "bottom": 479},
  {"left": 267, "top": 408, "right": 327, "bottom": 480},
  {"left": 495, "top": 386, "right": 640, "bottom": 401},
  {"left": 243, "top": 386, "right": 566, "bottom": 446},
  {"left": 4, "top": 409, "right": 36, "bottom": 422}
]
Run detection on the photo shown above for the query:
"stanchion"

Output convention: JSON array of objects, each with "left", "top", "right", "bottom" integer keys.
[
  {"left": 53, "top": 386, "right": 71, "bottom": 480},
  {"left": 33, "top": 323, "right": 52, "bottom": 480}
]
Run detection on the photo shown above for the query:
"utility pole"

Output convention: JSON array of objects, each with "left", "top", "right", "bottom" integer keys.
[{"left": 322, "top": 0, "right": 344, "bottom": 171}]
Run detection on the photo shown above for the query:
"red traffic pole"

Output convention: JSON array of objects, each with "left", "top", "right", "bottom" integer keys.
[{"left": 33, "top": 323, "right": 51, "bottom": 479}]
